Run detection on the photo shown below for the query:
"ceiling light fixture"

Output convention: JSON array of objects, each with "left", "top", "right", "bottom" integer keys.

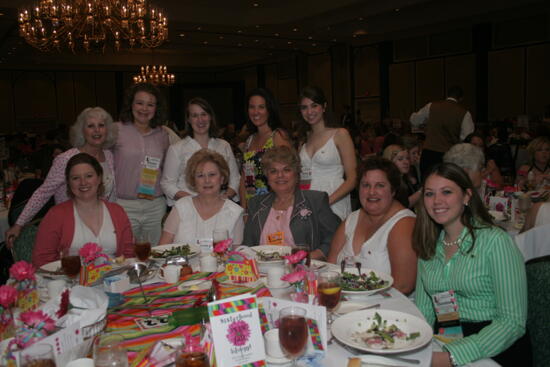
[
  {"left": 133, "top": 65, "right": 174, "bottom": 86},
  {"left": 18, "top": 0, "right": 168, "bottom": 53}
]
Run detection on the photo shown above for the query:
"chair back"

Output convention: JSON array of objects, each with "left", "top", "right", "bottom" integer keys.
[
  {"left": 526, "top": 255, "right": 550, "bottom": 366},
  {"left": 11, "top": 223, "right": 39, "bottom": 263}
]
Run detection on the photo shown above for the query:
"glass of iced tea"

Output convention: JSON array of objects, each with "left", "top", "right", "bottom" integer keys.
[
  {"left": 278, "top": 306, "right": 308, "bottom": 366},
  {"left": 134, "top": 233, "right": 152, "bottom": 262},
  {"left": 175, "top": 341, "right": 209, "bottom": 367},
  {"left": 317, "top": 271, "right": 342, "bottom": 325},
  {"left": 20, "top": 343, "right": 56, "bottom": 367},
  {"left": 61, "top": 247, "right": 81, "bottom": 285}
]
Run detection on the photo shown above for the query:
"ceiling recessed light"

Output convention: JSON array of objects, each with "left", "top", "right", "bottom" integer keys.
[
  {"left": 203, "top": 41, "right": 208, "bottom": 45},
  {"left": 219, "top": 36, "right": 224, "bottom": 40},
  {"left": 197, "top": 26, "right": 202, "bottom": 30},
  {"left": 395, "top": 8, "right": 400, "bottom": 12},
  {"left": 254, "top": 39, "right": 259, "bottom": 43},
  {"left": 238, "top": 43, "right": 243, "bottom": 46},
  {"left": 287, "top": 41, "right": 292, "bottom": 45},
  {"left": 274, "top": 33, "right": 279, "bottom": 37},
  {"left": 253, "top": 3, "right": 259, "bottom": 7},
  {"left": 237, "top": 30, "right": 243, "bottom": 33},
  {"left": 292, "top": 28, "right": 298, "bottom": 32},
  {"left": 255, "top": 25, "right": 260, "bottom": 29},
  {"left": 312, "top": 43, "right": 317, "bottom": 47},
  {"left": 307, "top": 36, "right": 313, "bottom": 40},
  {"left": 179, "top": 33, "right": 185, "bottom": 37},
  {"left": 358, "top": 17, "right": 364, "bottom": 21}
]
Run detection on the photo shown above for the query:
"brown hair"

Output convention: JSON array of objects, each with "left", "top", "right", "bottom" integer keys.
[
  {"left": 184, "top": 97, "right": 219, "bottom": 138},
  {"left": 185, "top": 149, "right": 229, "bottom": 192},
  {"left": 526, "top": 136, "right": 550, "bottom": 162},
  {"left": 119, "top": 83, "right": 167, "bottom": 128},
  {"left": 65, "top": 153, "right": 104, "bottom": 198},
  {"left": 412, "top": 162, "right": 494, "bottom": 260},
  {"left": 261, "top": 145, "right": 301, "bottom": 178},
  {"left": 358, "top": 156, "right": 401, "bottom": 195}
]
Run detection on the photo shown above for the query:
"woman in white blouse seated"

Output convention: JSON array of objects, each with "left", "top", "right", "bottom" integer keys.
[
  {"left": 32, "top": 153, "right": 134, "bottom": 268},
  {"left": 159, "top": 149, "right": 244, "bottom": 246},
  {"left": 161, "top": 98, "right": 240, "bottom": 205},
  {"left": 327, "top": 156, "right": 417, "bottom": 295}
]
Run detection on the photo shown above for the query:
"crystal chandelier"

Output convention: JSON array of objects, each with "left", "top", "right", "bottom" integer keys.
[
  {"left": 133, "top": 65, "right": 175, "bottom": 86},
  {"left": 18, "top": 0, "right": 168, "bottom": 53}
]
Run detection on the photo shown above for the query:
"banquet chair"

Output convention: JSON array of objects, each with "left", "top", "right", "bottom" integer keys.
[
  {"left": 11, "top": 221, "right": 39, "bottom": 263},
  {"left": 514, "top": 223, "right": 550, "bottom": 262},
  {"left": 526, "top": 255, "right": 550, "bottom": 366}
]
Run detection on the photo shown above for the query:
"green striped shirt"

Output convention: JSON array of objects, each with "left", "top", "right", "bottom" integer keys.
[{"left": 415, "top": 224, "right": 527, "bottom": 365}]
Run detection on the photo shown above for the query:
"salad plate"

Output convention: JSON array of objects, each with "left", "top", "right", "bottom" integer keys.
[
  {"left": 340, "top": 268, "right": 393, "bottom": 296},
  {"left": 332, "top": 309, "right": 432, "bottom": 354}
]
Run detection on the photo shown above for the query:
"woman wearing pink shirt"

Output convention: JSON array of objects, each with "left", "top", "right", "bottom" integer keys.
[
  {"left": 113, "top": 83, "right": 170, "bottom": 246},
  {"left": 5, "top": 107, "right": 117, "bottom": 248}
]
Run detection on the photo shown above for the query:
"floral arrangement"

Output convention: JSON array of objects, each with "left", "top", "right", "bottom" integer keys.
[
  {"left": 7, "top": 261, "right": 38, "bottom": 312},
  {"left": 213, "top": 238, "right": 232, "bottom": 255},
  {"left": 79, "top": 242, "right": 109, "bottom": 265},
  {"left": 15, "top": 310, "right": 56, "bottom": 349},
  {"left": 0, "top": 285, "right": 17, "bottom": 340},
  {"left": 79, "top": 243, "right": 112, "bottom": 286},
  {"left": 283, "top": 250, "right": 308, "bottom": 265},
  {"left": 281, "top": 270, "right": 307, "bottom": 288}
]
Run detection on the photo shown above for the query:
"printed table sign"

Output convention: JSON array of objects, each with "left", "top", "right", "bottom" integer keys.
[{"left": 207, "top": 293, "right": 266, "bottom": 367}]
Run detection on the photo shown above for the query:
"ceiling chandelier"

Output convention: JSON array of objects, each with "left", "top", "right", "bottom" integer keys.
[
  {"left": 133, "top": 65, "right": 175, "bottom": 86},
  {"left": 18, "top": 0, "right": 168, "bottom": 53}
]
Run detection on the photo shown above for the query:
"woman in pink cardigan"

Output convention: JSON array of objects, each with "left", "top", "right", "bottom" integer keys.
[
  {"left": 32, "top": 153, "right": 134, "bottom": 268},
  {"left": 6, "top": 107, "right": 118, "bottom": 249}
]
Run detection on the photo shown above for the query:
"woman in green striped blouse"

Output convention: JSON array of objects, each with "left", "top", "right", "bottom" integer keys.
[{"left": 413, "top": 163, "right": 531, "bottom": 367}]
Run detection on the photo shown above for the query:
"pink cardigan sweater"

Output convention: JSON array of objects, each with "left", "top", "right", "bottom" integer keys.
[{"left": 32, "top": 200, "right": 134, "bottom": 268}]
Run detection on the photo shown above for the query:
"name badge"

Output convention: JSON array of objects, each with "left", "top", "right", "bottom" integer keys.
[
  {"left": 137, "top": 155, "right": 161, "bottom": 200},
  {"left": 197, "top": 238, "right": 214, "bottom": 253},
  {"left": 267, "top": 231, "right": 284, "bottom": 246},
  {"left": 300, "top": 166, "right": 312, "bottom": 190},
  {"left": 432, "top": 290, "right": 463, "bottom": 341}
]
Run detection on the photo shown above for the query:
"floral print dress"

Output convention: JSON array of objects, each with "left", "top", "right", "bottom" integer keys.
[{"left": 242, "top": 132, "right": 275, "bottom": 201}]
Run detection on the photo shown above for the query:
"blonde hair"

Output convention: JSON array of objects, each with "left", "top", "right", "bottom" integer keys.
[{"left": 185, "top": 149, "right": 229, "bottom": 191}]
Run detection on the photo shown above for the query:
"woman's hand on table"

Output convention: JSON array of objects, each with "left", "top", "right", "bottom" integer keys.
[
  {"left": 432, "top": 351, "right": 453, "bottom": 367},
  {"left": 5, "top": 224, "right": 22, "bottom": 249}
]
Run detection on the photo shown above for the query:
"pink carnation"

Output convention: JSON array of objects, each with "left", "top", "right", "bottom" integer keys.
[
  {"left": 0, "top": 285, "right": 17, "bottom": 308},
  {"left": 281, "top": 270, "right": 307, "bottom": 284},
  {"left": 9, "top": 261, "right": 35, "bottom": 281},
  {"left": 283, "top": 250, "right": 307, "bottom": 264},
  {"left": 19, "top": 310, "right": 56, "bottom": 332},
  {"left": 214, "top": 238, "right": 233, "bottom": 254},
  {"left": 79, "top": 242, "right": 104, "bottom": 263}
]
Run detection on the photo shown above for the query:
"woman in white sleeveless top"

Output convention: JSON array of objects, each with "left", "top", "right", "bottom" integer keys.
[
  {"left": 159, "top": 149, "right": 244, "bottom": 246},
  {"left": 328, "top": 156, "right": 417, "bottom": 295},
  {"left": 298, "top": 86, "right": 356, "bottom": 221}
]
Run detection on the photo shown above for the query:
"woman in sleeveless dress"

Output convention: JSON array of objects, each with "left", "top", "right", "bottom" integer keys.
[
  {"left": 328, "top": 156, "right": 417, "bottom": 295},
  {"left": 298, "top": 86, "right": 356, "bottom": 220},
  {"left": 239, "top": 88, "right": 291, "bottom": 209}
]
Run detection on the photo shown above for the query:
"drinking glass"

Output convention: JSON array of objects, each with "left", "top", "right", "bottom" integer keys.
[
  {"left": 134, "top": 233, "right": 152, "bottom": 262},
  {"left": 317, "top": 271, "right": 342, "bottom": 328},
  {"left": 278, "top": 306, "right": 308, "bottom": 366},
  {"left": 212, "top": 229, "right": 229, "bottom": 245},
  {"left": 93, "top": 333, "right": 128, "bottom": 367},
  {"left": 20, "top": 343, "right": 56, "bottom": 367},
  {"left": 175, "top": 341, "right": 209, "bottom": 367},
  {"left": 61, "top": 247, "right": 81, "bottom": 286}
]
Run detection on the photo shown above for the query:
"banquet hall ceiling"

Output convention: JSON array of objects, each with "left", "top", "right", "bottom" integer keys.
[{"left": 0, "top": 0, "right": 546, "bottom": 68}]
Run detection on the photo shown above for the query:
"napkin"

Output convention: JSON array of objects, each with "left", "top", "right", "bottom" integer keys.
[{"left": 64, "top": 286, "right": 108, "bottom": 329}]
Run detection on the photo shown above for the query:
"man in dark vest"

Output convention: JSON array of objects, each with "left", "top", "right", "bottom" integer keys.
[{"left": 410, "top": 86, "right": 474, "bottom": 178}]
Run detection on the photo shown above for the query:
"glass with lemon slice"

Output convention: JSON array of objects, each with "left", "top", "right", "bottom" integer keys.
[{"left": 318, "top": 270, "right": 342, "bottom": 326}]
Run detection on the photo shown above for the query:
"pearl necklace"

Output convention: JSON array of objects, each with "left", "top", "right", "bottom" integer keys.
[{"left": 442, "top": 237, "right": 462, "bottom": 247}]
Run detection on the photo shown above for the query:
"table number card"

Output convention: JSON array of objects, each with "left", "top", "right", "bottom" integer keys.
[{"left": 207, "top": 294, "right": 266, "bottom": 367}]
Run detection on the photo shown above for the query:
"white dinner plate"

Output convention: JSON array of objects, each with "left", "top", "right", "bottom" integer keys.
[
  {"left": 150, "top": 243, "right": 200, "bottom": 259},
  {"left": 332, "top": 309, "right": 432, "bottom": 354},
  {"left": 340, "top": 268, "right": 393, "bottom": 297}
]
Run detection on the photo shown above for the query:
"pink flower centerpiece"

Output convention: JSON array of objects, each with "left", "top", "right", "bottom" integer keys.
[
  {"left": 0, "top": 285, "right": 17, "bottom": 309},
  {"left": 0, "top": 285, "right": 18, "bottom": 340},
  {"left": 7, "top": 261, "right": 39, "bottom": 312},
  {"left": 283, "top": 250, "right": 308, "bottom": 265},
  {"left": 15, "top": 310, "right": 56, "bottom": 349},
  {"left": 9, "top": 261, "right": 35, "bottom": 282},
  {"left": 79, "top": 242, "right": 109, "bottom": 265},
  {"left": 214, "top": 238, "right": 232, "bottom": 254}
]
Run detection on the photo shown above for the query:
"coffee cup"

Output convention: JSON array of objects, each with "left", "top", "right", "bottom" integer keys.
[
  {"left": 200, "top": 253, "right": 218, "bottom": 272},
  {"left": 264, "top": 328, "right": 285, "bottom": 358},
  {"left": 159, "top": 265, "right": 182, "bottom": 283},
  {"left": 47, "top": 279, "right": 66, "bottom": 299},
  {"left": 266, "top": 267, "right": 285, "bottom": 288}
]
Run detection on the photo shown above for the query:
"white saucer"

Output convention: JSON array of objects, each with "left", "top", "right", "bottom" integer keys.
[{"left": 265, "top": 354, "right": 291, "bottom": 365}]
